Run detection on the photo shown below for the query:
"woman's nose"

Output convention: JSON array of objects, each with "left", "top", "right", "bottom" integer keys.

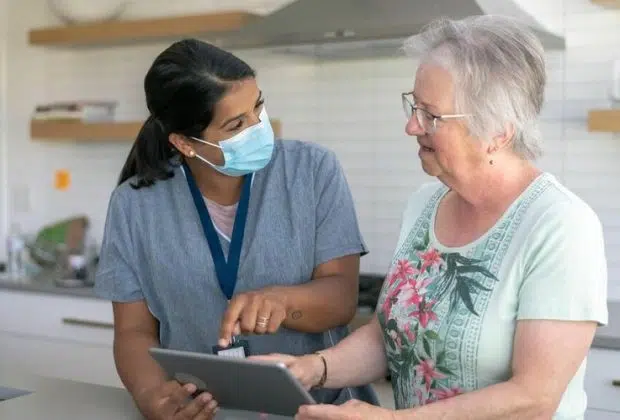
[{"left": 405, "top": 116, "right": 424, "bottom": 136}]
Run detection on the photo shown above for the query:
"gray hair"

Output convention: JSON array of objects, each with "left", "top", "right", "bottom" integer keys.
[{"left": 404, "top": 15, "right": 546, "bottom": 160}]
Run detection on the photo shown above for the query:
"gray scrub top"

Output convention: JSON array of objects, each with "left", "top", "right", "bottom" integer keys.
[{"left": 94, "top": 140, "right": 379, "bottom": 405}]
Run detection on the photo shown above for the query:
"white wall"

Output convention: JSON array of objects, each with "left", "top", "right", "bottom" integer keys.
[
  {"left": 0, "top": 0, "right": 8, "bottom": 264},
  {"left": 2, "top": 0, "right": 620, "bottom": 300}
]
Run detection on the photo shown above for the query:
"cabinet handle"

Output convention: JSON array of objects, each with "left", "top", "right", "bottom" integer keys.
[
  {"left": 612, "top": 379, "right": 620, "bottom": 388},
  {"left": 62, "top": 317, "right": 114, "bottom": 330}
]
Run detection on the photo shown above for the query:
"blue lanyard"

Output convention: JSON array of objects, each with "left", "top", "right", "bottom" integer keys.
[{"left": 182, "top": 162, "right": 252, "bottom": 300}]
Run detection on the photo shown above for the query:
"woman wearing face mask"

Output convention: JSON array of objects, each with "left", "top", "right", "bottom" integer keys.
[{"left": 94, "top": 38, "right": 377, "bottom": 420}]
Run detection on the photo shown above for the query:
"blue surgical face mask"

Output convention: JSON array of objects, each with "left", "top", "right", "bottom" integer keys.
[{"left": 191, "top": 107, "right": 275, "bottom": 177}]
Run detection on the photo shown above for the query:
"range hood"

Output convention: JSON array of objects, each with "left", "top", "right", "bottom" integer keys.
[{"left": 218, "top": 0, "right": 565, "bottom": 58}]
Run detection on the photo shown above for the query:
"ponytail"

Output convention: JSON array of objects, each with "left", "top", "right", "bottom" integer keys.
[{"left": 117, "top": 115, "right": 178, "bottom": 189}]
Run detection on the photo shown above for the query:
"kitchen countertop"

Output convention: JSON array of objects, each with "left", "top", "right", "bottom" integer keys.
[
  {"left": 0, "top": 365, "right": 296, "bottom": 419},
  {"left": 0, "top": 366, "right": 142, "bottom": 420},
  {"left": 0, "top": 272, "right": 98, "bottom": 299}
]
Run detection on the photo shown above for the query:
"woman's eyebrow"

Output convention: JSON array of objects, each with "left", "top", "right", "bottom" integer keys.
[
  {"left": 219, "top": 90, "right": 263, "bottom": 129},
  {"left": 413, "top": 92, "right": 438, "bottom": 113}
]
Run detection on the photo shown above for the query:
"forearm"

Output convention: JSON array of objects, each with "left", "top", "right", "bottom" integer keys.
[
  {"left": 320, "top": 317, "right": 388, "bottom": 388},
  {"left": 113, "top": 331, "right": 168, "bottom": 401},
  {"left": 394, "top": 380, "right": 554, "bottom": 420},
  {"left": 271, "top": 275, "right": 357, "bottom": 332}
]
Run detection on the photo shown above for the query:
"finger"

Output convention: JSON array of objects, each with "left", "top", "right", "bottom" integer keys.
[
  {"left": 233, "top": 321, "right": 241, "bottom": 336},
  {"left": 248, "top": 353, "right": 295, "bottom": 365},
  {"left": 168, "top": 382, "right": 196, "bottom": 407},
  {"left": 267, "top": 305, "right": 287, "bottom": 333},
  {"left": 239, "top": 295, "right": 262, "bottom": 333},
  {"left": 297, "top": 404, "right": 345, "bottom": 420},
  {"left": 219, "top": 296, "right": 247, "bottom": 347},
  {"left": 254, "top": 301, "right": 273, "bottom": 334},
  {"left": 196, "top": 399, "right": 219, "bottom": 420},
  {"left": 175, "top": 392, "right": 211, "bottom": 419}
]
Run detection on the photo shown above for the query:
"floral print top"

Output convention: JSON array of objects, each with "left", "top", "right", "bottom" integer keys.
[{"left": 376, "top": 174, "right": 608, "bottom": 417}]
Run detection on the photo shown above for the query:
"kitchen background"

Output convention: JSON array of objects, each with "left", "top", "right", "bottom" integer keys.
[
  {"left": 0, "top": 1, "right": 619, "bottom": 417},
  {"left": 0, "top": 0, "right": 619, "bottom": 302}
]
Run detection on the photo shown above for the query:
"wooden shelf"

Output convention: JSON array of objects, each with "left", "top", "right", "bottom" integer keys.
[
  {"left": 591, "top": 0, "right": 620, "bottom": 8},
  {"left": 31, "top": 120, "right": 142, "bottom": 141},
  {"left": 587, "top": 110, "right": 620, "bottom": 132},
  {"left": 28, "top": 11, "right": 259, "bottom": 47},
  {"left": 31, "top": 119, "right": 283, "bottom": 141}
]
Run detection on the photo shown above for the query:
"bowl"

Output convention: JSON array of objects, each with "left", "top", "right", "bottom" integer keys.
[{"left": 48, "top": 0, "right": 129, "bottom": 24}]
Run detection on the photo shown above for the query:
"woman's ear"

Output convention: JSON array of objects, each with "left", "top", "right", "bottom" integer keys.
[
  {"left": 490, "top": 123, "right": 515, "bottom": 152},
  {"left": 169, "top": 133, "right": 195, "bottom": 158}
]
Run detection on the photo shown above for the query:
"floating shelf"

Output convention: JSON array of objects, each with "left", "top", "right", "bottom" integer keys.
[
  {"left": 31, "top": 119, "right": 283, "bottom": 141},
  {"left": 28, "top": 11, "right": 259, "bottom": 47},
  {"left": 591, "top": 0, "right": 620, "bottom": 8},
  {"left": 587, "top": 110, "right": 620, "bottom": 132},
  {"left": 31, "top": 120, "right": 142, "bottom": 141}
]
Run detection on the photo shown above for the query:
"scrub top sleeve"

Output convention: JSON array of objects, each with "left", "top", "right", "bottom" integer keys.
[
  {"left": 313, "top": 149, "right": 368, "bottom": 267},
  {"left": 94, "top": 188, "right": 144, "bottom": 302}
]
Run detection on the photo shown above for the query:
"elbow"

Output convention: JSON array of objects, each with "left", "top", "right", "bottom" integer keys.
[
  {"left": 337, "top": 294, "right": 358, "bottom": 326},
  {"left": 512, "top": 381, "right": 560, "bottom": 419},
  {"left": 527, "top": 399, "right": 558, "bottom": 420},
  {"left": 343, "top": 297, "right": 358, "bottom": 321}
]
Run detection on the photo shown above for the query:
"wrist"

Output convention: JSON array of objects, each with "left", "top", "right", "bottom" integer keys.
[
  {"left": 312, "top": 352, "right": 328, "bottom": 388},
  {"left": 133, "top": 381, "right": 161, "bottom": 405},
  {"left": 389, "top": 409, "right": 403, "bottom": 420}
]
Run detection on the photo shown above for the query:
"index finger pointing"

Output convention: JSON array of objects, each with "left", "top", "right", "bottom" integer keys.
[{"left": 219, "top": 296, "right": 246, "bottom": 346}]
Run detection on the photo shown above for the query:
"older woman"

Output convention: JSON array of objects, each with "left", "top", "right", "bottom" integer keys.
[{"left": 255, "top": 15, "right": 609, "bottom": 420}]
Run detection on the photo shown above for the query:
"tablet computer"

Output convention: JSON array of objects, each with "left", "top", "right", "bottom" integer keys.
[{"left": 149, "top": 347, "right": 316, "bottom": 417}]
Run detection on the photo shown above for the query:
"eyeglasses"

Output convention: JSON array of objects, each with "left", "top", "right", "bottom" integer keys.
[{"left": 401, "top": 91, "right": 469, "bottom": 134}]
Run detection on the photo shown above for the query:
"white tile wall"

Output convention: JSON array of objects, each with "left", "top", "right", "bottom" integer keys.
[{"left": 1, "top": 0, "right": 619, "bottom": 300}]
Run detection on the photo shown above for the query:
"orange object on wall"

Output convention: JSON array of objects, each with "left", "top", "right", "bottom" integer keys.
[{"left": 54, "top": 169, "right": 71, "bottom": 190}]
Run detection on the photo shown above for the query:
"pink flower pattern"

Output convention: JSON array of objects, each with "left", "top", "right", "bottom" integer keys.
[
  {"left": 418, "top": 248, "right": 444, "bottom": 272},
  {"left": 410, "top": 298, "right": 439, "bottom": 329},
  {"left": 378, "top": 241, "right": 475, "bottom": 407},
  {"left": 430, "top": 385, "right": 464, "bottom": 401},
  {"left": 378, "top": 195, "right": 502, "bottom": 408},
  {"left": 416, "top": 358, "right": 447, "bottom": 391}
]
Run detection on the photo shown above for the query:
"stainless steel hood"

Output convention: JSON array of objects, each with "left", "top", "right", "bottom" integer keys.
[{"left": 218, "top": 0, "right": 565, "bottom": 56}]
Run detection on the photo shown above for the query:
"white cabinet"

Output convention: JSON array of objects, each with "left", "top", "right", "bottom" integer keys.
[
  {"left": 585, "top": 409, "right": 620, "bottom": 420},
  {"left": 0, "top": 331, "right": 122, "bottom": 388},
  {"left": 585, "top": 348, "right": 620, "bottom": 415},
  {"left": 0, "top": 289, "right": 121, "bottom": 388},
  {"left": 0, "top": 289, "right": 114, "bottom": 345}
]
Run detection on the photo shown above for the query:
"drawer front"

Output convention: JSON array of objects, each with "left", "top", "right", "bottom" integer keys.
[
  {"left": 0, "top": 331, "right": 122, "bottom": 388},
  {"left": 0, "top": 290, "right": 114, "bottom": 345},
  {"left": 585, "top": 348, "right": 620, "bottom": 413}
]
